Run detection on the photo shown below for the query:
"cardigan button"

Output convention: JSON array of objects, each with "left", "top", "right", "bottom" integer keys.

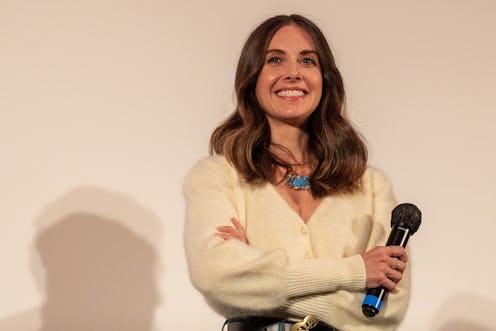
[
  {"left": 300, "top": 227, "right": 308, "bottom": 235},
  {"left": 304, "top": 252, "right": 312, "bottom": 259}
]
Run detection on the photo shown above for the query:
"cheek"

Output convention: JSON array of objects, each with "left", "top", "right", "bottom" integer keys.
[
  {"left": 256, "top": 69, "right": 279, "bottom": 88},
  {"left": 314, "top": 77, "right": 323, "bottom": 100},
  {"left": 313, "top": 73, "right": 323, "bottom": 89},
  {"left": 255, "top": 73, "right": 274, "bottom": 102}
]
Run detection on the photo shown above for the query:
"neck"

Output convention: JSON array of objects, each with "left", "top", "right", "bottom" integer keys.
[{"left": 270, "top": 128, "right": 310, "bottom": 164}]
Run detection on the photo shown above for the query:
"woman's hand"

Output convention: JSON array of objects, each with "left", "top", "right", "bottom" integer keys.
[
  {"left": 361, "top": 246, "right": 407, "bottom": 292},
  {"left": 216, "top": 217, "right": 249, "bottom": 244}
]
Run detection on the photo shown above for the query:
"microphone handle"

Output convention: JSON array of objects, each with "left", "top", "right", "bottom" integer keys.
[
  {"left": 361, "top": 225, "right": 412, "bottom": 317},
  {"left": 385, "top": 224, "right": 412, "bottom": 247}
]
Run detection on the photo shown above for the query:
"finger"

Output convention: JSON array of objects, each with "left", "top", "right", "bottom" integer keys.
[
  {"left": 390, "top": 257, "right": 401, "bottom": 270},
  {"left": 216, "top": 225, "right": 236, "bottom": 233},
  {"left": 387, "top": 268, "right": 403, "bottom": 283},
  {"left": 230, "top": 217, "right": 245, "bottom": 233},
  {"left": 382, "top": 276, "right": 397, "bottom": 292},
  {"left": 216, "top": 230, "right": 243, "bottom": 242},
  {"left": 388, "top": 246, "right": 408, "bottom": 262},
  {"left": 215, "top": 233, "right": 232, "bottom": 241},
  {"left": 216, "top": 226, "right": 242, "bottom": 240},
  {"left": 230, "top": 217, "right": 249, "bottom": 243},
  {"left": 394, "top": 258, "right": 407, "bottom": 272}
]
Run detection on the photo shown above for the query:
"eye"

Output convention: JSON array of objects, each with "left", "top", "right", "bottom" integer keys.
[
  {"left": 300, "top": 57, "right": 318, "bottom": 66},
  {"left": 267, "top": 56, "right": 282, "bottom": 64}
]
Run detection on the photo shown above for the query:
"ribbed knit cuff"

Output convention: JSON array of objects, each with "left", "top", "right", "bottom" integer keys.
[{"left": 285, "top": 255, "right": 366, "bottom": 298}]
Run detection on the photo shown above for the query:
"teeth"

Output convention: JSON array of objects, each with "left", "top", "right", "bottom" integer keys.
[{"left": 277, "top": 90, "right": 305, "bottom": 97}]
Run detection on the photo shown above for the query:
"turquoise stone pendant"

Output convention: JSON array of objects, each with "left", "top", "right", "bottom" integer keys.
[{"left": 286, "top": 173, "right": 311, "bottom": 190}]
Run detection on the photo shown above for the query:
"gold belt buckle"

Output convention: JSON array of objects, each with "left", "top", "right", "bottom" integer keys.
[{"left": 290, "top": 315, "right": 318, "bottom": 331}]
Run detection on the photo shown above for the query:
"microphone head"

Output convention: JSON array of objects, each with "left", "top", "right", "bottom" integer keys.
[{"left": 391, "top": 203, "right": 422, "bottom": 234}]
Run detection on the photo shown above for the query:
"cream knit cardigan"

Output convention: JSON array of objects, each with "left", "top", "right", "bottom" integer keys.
[{"left": 183, "top": 155, "right": 411, "bottom": 331}]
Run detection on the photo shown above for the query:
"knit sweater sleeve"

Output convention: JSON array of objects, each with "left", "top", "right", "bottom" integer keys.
[{"left": 183, "top": 156, "right": 288, "bottom": 316}]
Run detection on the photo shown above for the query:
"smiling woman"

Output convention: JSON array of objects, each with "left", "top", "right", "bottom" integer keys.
[
  {"left": 183, "top": 14, "right": 411, "bottom": 331},
  {"left": 255, "top": 24, "right": 323, "bottom": 128}
]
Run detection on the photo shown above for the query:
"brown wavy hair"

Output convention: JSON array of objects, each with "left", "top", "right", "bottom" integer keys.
[{"left": 209, "top": 14, "right": 367, "bottom": 197}]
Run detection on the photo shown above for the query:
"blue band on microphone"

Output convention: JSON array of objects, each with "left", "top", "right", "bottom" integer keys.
[{"left": 362, "top": 295, "right": 383, "bottom": 311}]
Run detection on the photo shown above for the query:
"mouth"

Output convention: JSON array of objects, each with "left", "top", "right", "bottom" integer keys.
[{"left": 276, "top": 89, "right": 306, "bottom": 97}]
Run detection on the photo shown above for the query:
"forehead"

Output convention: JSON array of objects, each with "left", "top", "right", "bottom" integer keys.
[{"left": 267, "top": 24, "right": 316, "bottom": 50}]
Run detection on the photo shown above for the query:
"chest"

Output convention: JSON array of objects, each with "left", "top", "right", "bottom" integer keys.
[
  {"left": 240, "top": 185, "right": 375, "bottom": 258},
  {"left": 272, "top": 184, "right": 320, "bottom": 223}
]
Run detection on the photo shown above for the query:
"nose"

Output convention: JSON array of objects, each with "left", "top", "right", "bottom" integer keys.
[
  {"left": 285, "top": 72, "right": 301, "bottom": 81},
  {"left": 284, "top": 63, "right": 301, "bottom": 81}
]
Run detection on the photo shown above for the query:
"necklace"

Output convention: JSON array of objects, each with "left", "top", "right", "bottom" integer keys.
[
  {"left": 286, "top": 173, "right": 311, "bottom": 190},
  {"left": 270, "top": 143, "right": 312, "bottom": 190}
]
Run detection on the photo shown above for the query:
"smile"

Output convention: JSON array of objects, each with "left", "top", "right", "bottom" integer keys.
[{"left": 276, "top": 90, "right": 305, "bottom": 97}]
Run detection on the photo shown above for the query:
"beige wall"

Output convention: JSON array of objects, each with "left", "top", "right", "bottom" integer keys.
[{"left": 1, "top": 1, "right": 495, "bottom": 330}]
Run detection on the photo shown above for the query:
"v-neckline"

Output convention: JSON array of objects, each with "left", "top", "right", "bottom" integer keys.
[{"left": 266, "top": 183, "right": 326, "bottom": 224}]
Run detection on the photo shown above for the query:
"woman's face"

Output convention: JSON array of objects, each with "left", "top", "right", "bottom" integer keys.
[{"left": 255, "top": 24, "right": 323, "bottom": 129}]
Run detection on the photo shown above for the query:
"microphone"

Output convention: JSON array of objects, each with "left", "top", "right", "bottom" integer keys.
[{"left": 361, "top": 203, "right": 422, "bottom": 318}]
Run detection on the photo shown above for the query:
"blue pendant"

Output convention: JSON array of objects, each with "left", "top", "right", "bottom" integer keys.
[{"left": 286, "top": 174, "right": 311, "bottom": 190}]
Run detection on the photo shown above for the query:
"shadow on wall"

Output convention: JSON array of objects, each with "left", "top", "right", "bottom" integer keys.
[
  {"left": 431, "top": 293, "right": 496, "bottom": 331},
  {"left": 0, "top": 186, "right": 163, "bottom": 331}
]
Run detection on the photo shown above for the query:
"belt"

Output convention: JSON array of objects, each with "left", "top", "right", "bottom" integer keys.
[{"left": 225, "top": 316, "right": 336, "bottom": 331}]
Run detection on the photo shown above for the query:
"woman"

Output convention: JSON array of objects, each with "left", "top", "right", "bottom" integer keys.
[{"left": 183, "top": 14, "right": 410, "bottom": 331}]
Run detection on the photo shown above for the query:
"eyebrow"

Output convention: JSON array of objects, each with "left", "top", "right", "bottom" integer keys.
[{"left": 265, "top": 48, "right": 318, "bottom": 56}]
